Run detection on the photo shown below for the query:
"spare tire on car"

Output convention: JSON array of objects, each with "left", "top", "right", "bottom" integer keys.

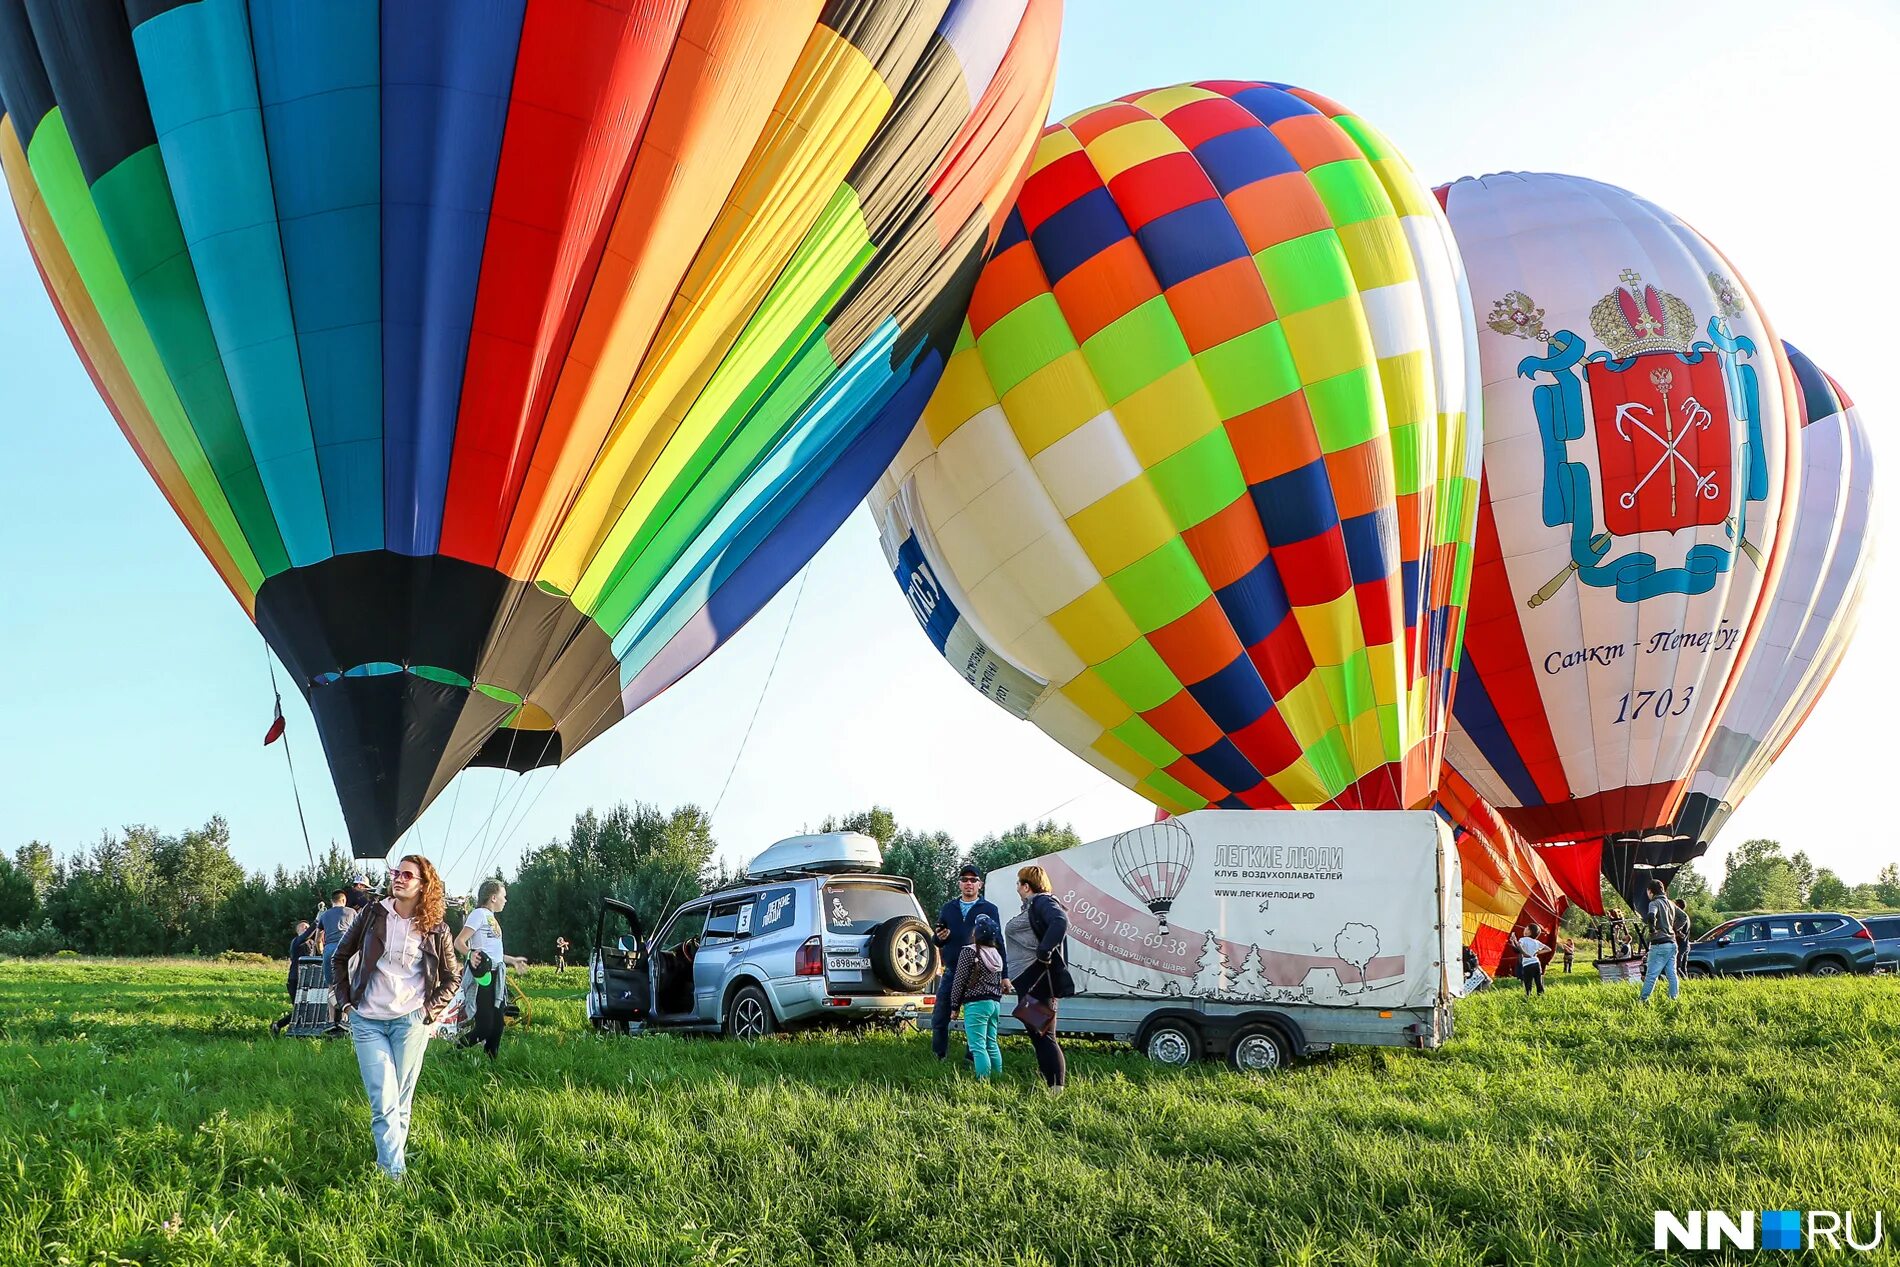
[{"left": 868, "top": 916, "right": 937, "bottom": 991}]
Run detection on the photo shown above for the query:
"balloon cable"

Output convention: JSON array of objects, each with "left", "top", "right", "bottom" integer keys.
[
  {"left": 710, "top": 563, "right": 811, "bottom": 826},
  {"left": 263, "top": 649, "right": 319, "bottom": 872}
]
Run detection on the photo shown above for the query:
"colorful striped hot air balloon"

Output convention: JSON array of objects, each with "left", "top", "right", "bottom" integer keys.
[
  {"left": 871, "top": 80, "right": 1481, "bottom": 816},
  {"left": 0, "top": 0, "right": 1061, "bottom": 856},
  {"left": 1437, "top": 173, "right": 1801, "bottom": 890},
  {"left": 1432, "top": 766, "right": 1566, "bottom": 973}
]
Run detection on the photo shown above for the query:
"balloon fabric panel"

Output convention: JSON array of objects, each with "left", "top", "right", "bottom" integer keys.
[
  {"left": 1668, "top": 344, "right": 1873, "bottom": 851},
  {"left": 0, "top": 0, "right": 1062, "bottom": 856},
  {"left": 872, "top": 81, "right": 1479, "bottom": 816}
]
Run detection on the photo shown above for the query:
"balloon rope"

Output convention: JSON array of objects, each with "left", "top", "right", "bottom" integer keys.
[
  {"left": 263, "top": 648, "right": 319, "bottom": 871},
  {"left": 710, "top": 563, "right": 811, "bottom": 825}
]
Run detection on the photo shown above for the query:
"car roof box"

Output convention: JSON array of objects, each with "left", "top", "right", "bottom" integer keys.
[{"left": 746, "top": 831, "right": 883, "bottom": 880}]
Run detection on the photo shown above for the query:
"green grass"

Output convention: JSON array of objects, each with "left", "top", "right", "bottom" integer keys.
[{"left": 0, "top": 961, "right": 1895, "bottom": 1266}]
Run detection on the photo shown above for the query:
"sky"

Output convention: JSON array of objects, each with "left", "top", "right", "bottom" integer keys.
[{"left": 2, "top": 1, "right": 1896, "bottom": 898}]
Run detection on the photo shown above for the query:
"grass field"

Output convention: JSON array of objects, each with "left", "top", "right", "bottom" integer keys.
[{"left": 0, "top": 960, "right": 1894, "bottom": 1266}]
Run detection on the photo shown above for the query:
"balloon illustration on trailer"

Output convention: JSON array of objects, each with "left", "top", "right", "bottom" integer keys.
[
  {"left": 1111, "top": 818, "right": 1195, "bottom": 932},
  {"left": 871, "top": 79, "right": 1482, "bottom": 819},
  {"left": 1434, "top": 172, "right": 1803, "bottom": 901},
  {"left": 0, "top": 0, "right": 1062, "bottom": 856}
]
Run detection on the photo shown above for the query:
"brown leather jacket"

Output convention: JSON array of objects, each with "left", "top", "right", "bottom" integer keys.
[{"left": 331, "top": 900, "right": 460, "bottom": 1024}]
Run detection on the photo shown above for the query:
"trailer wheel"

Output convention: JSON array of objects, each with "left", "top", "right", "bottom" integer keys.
[
  {"left": 1228, "top": 1023, "right": 1291, "bottom": 1075},
  {"left": 1138, "top": 1019, "right": 1200, "bottom": 1067}
]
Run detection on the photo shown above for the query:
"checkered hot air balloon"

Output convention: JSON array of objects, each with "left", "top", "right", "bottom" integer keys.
[
  {"left": 1110, "top": 819, "right": 1195, "bottom": 933},
  {"left": 0, "top": 0, "right": 1062, "bottom": 857},
  {"left": 871, "top": 81, "right": 1482, "bottom": 815}
]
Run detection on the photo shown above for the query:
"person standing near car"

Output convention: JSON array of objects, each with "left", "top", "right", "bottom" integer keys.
[
  {"left": 930, "top": 865, "right": 1002, "bottom": 1062},
  {"left": 1639, "top": 879, "right": 1685, "bottom": 1003},
  {"left": 1004, "top": 865, "right": 1071, "bottom": 1092},
  {"left": 947, "top": 915, "right": 1005, "bottom": 1079},
  {"left": 331, "top": 854, "right": 460, "bottom": 1179},
  {"left": 1673, "top": 898, "right": 1692, "bottom": 975}
]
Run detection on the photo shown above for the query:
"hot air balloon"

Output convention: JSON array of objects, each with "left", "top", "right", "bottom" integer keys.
[
  {"left": 1613, "top": 344, "right": 1873, "bottom": 893},
  {"left": 870, "top": 81, "right": 1482, "bottom": 818},
  {"left": 1436, "top": 173, "right": 1800, "bottom": 897},
  {"left": 0, "top": 0, "right": 1061, "bottom": 857},
  {"left": 1432, "top": 766, "right": 1566, "bottom": 972},
  {"left": 1110, "top": 818, "right": 1194, "bottom": 932}
]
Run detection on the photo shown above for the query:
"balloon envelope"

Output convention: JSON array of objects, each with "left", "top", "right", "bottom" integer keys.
[
  {"left": 1666, "top": 343, "right": 1874, "bottom": 854},
  {"left": 872, "top": 81, "right": 1481, "bottom": 816},
  {"left": 0, "top": 0, "right": 1060, "bottom": 855},
  {"left": 1438, "top": 172, "right": 1799, "bottom": 847}
]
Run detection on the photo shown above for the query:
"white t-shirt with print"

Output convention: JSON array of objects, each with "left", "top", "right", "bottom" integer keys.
[
  {"left": 1516, "top": 937, "right": 1549, "bottom": 965},
  {"left": 463, "top": 906, "right": 505, "bottom": 964}
]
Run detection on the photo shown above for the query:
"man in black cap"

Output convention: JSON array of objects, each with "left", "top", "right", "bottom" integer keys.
[{"left": 930, "top": 865, "right": 1002, "bottom": 1061}]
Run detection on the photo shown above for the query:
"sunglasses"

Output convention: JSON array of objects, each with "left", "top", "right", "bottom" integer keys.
[{"left": 390, "top": 869, "right": 421, "bottom": 882}]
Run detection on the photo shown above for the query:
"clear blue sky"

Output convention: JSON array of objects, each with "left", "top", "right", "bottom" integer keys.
[{"left": 3, "top": 1, "right": 1895, "bottom": 896}]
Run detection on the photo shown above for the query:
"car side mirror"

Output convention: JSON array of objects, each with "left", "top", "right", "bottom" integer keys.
[{"left": 1715, "top": 938, "right": 1731, "bottom": 948}]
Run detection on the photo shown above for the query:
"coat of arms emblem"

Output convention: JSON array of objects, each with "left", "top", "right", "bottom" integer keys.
[{"left": 1489, "top": 270, "right": 1768, "bottom": 606}]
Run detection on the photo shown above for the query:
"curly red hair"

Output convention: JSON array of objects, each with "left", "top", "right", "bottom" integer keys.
[{"left": 399, "top": 854, "right": 447, "bottom": 933}]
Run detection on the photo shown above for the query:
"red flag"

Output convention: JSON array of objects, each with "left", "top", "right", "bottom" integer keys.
[{"left": 263, "top": 697, "right": 286, "bottom": 746}]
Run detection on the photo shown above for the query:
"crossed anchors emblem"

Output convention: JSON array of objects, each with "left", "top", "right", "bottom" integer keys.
[{"left": 1613, "top": 367, "right": 1719, "bottom": 515}]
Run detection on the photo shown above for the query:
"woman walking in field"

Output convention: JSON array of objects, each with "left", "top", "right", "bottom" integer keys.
[
  {"left": 332, "top": 854, "right": 460, "bottom": 1179},
  {"left": 1004, "top": 865, "right": 1072, "bottom": 1092}
]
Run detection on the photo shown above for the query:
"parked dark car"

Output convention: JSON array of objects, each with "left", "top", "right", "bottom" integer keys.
[
  {"left": 1684, "top": 913, "right": 1878, "bottom": 978},
  {"left": 1863, "top": 915, "right": 1900, "bottom": 973}
]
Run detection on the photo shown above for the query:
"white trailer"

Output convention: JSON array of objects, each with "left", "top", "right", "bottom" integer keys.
[{"left": 985, "top": 810, "right": 1461, "bottom": 1072}]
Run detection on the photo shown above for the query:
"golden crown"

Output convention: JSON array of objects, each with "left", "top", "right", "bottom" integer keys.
[{"left": 1589, "top": 269, "right": 1699, "bottom": 359}]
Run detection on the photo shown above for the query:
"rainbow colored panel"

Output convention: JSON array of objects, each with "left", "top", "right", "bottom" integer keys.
[
  {"left": 871, "top": 81, "right": 1482, "bottom": 814},
  {"left": 0, "top": 0, "right": 1062, "bottom": 855}
]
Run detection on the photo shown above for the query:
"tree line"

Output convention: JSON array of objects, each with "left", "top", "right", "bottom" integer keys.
[
  {"left": 0, "top": 804, "right": 1076, "bottom": 961},
  {"left": 1560, "top": 838, "right": 1900, "bottom": 940}
]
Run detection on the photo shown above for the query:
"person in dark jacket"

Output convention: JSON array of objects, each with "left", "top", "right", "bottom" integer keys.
[
  {"left": 331, "top": 854, "right": 460, "bottom": 1179},
  {"left": 946, "top": 915, "right": 1005, "bottom": 1078},
  {"left": 271, "top": 919, "right": 318, "bottom": 1035},
  {"left": 1003, "top": 864, "right": 1070, "bottom": 1091},
  {"left": 1673, "top": 898, "right": 1692, "bottom": 971},
  {"left": 930, "top": 864, "right": 1002, "bottom": 1061},
  {"left": 343, "top": 873, "right": 376, "bottom": 911}
]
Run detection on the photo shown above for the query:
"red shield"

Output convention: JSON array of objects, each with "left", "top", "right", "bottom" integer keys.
[{"left": 1587, "top": 352, "right": 1732, "bottom": 536}]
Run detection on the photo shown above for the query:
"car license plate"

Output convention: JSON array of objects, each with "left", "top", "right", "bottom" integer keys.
[{"left": 829, "top": 955, "right": 871, "bottom": 970}]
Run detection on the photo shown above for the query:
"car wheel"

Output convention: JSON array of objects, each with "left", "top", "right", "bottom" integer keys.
[
  {"left": 1140, "top": 1019, "right": 1200, "bottom": 1067},
  {"left": 1228, "top": 1023, "right": 1292, "bottom": 1075},
  {"left": 725, "top": 985, "right": 775, "bottom": 1040},
  {"left": 1810, "top": 958, "right": 1846, "bottom": 978},
  {"left": 868, "top": 917, "right": 938, "bottom": 992}
]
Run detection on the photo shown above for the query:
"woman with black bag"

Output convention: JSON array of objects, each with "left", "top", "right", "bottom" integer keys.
[{"left": 1002, "top": 864, "right": 1071, "bottom": 1092}]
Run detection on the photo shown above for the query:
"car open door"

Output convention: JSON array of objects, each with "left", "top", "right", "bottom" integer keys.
[{"left": 592, "top": 898, "right": 649, "bottom": 1027}]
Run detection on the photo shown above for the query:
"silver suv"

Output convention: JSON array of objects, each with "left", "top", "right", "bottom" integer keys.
[{"left": 586, "top": 873, "right": 939, "bottom": 1039}]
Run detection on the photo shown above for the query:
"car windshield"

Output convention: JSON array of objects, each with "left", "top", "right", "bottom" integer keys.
[
  {"left": 1698, "top": 920, "right": 1743, "bottom": 943},
  {"left": 822, "top": 883, "right": 916, "bottom": 935}
]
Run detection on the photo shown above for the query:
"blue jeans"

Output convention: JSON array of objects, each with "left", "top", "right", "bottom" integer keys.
[
  {"left": 350, "top": 1009, "right": 430, "bottom": 1176},
  {"left": 930, "top": 973, "right": 957, "bottom": 1059},
  {"left": 1641, "top": 941, "right": 1679, "bottom": 1001},
  {"left": 963, "top": 1000, "right": 1001, "bottom": 1077}
]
